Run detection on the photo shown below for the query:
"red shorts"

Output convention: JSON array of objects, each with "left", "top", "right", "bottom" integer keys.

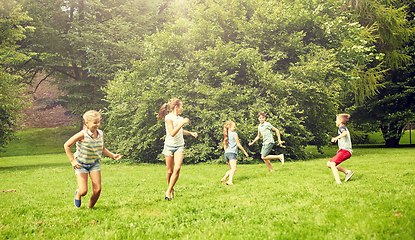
[{"left": 329, "top": 149, "right": 351, "bottom": 166}]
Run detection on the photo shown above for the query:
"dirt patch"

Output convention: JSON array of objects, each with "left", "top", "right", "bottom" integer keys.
[{"left": 19, "top": 73, "right": 74, "bottom": 129}]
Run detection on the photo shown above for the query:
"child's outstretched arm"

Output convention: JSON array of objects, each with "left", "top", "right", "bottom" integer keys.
[
  {"left": 183, "top": 130, "right": 198, "bottom": 138},
  {"left": 64, "top": 131, "right": 84, "bottom": 169},
  {"left": 102, "top": 134, "right": 121, "bottom": 161},
  {"left": 235, "top": 135, "right": 249, "bottom": 157},
  {"left": 272, "top": 127, "right": 284, "bottom": 145},
  {"left": 248, "top": 132, "right": 261, "bottom": 146}
]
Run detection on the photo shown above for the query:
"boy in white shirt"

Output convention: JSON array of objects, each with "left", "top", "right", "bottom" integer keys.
[{"left": 327, "top": 114, "right": 354, "bottom": 184}]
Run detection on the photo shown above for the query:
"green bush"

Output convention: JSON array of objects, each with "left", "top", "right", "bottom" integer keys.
[{"left": 103, "top": 0, "right": 375, "bottom": 163}]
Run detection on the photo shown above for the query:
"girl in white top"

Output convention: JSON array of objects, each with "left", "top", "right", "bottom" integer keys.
[{"left": 157, "top": 98, "right": 198, "bottom": 200}]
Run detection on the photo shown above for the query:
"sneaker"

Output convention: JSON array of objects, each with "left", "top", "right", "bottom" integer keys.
[
  {"left": 280, "top": 154, "right": 284, "bottom": 165},
  {"left": 345, "top": 170, "right": 354, "bottom": 182},
  {"left": 74, "top": 189, "right": 81, "bottom": 208}
]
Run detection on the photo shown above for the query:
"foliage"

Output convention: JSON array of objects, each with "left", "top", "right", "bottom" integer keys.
[
  {"left": 350, "top": 0, "right": 415, "bottom": 147},
  {"left": 0, "top": 0, "right": 33, "bottom": 149},
  {"left": 351, "top": 41, "right": 415, "bottom": 147},
  {"left": 104, "top": 0, "right": 382, "bottom": 162},
  {"left": 11, "top": 0, "right": 170, "bottom": 120}
]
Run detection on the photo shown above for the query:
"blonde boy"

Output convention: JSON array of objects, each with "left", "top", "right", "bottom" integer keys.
[{"left": 327, "top": 114, "right": 354, "bottom": 184}]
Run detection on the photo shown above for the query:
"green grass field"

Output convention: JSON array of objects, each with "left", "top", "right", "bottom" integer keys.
[
  {"left": 0, "top": 127, "right": 414, "bottom": 239},
  {"left": 0, "top": 126, "right": 79, "bottom": 157}
]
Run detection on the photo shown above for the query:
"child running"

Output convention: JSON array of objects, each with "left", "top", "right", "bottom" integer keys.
[
  {"left": 327, "top": 114, "right": 354, "bottom": 184},
  {"left": 249, "top": 112, "right": 284, "bottom": 172},
  {"left": 157, "top": 98, "right": 198, "bottom": 200},
  {"left": 221, "top": 121, "right": 249, "bottom": 185},
  {"left": 64, "top": 110, "right": 121, "bottom": 208}
]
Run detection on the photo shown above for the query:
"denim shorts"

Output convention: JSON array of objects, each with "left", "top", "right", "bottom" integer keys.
[
  {"left": 261, "top": 143, "right": 274, "bottom": 157},
  {"left": 162, "top": 145, "right": 184, "bottom": 156},
  {"left": 224, "top": 152, "right": 237, "bottom": 162},
  {"left": 75, "top": 160, "right": 101, "bottom": 175}
]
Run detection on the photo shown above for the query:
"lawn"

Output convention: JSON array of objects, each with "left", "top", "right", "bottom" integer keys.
[
  {"left": 0, "top": 126, "right": 79, "bottom": 157},
  {"left": 1, "top": 147, "right": 414, "bottom": 239},
  {"left": 0, "top": 127, "right": 414, "bottom": 239}
]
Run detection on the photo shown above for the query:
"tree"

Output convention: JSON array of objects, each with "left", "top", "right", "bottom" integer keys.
[
  {"left": 0, "top": 0, "right": 33, "bottom": 149},
  {"left": 104, "top": 0, "right": 379, "bottom": 162},
  {"left": 12, "top": 0, "right": 169, "bottom": 120},
  {"left": 352, "top": 34, "right": 415, "bottom": 147},
  {"left": 349, "top": 0, "right": 415, "bottom": 147}
]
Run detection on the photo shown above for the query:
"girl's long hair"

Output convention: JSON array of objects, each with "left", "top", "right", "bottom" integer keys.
[
  {"left": 157, "top": 98, "right": 182, "bottom": 120},
  {"left": 222, "top": 121, "right": 235, "bottom": 147}
]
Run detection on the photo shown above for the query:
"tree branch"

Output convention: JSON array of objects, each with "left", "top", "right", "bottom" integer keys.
[{"left": 31, "top": 71, "right": 55, "bottom": 97}]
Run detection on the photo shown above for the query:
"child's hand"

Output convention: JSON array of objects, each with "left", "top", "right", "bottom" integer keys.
[
  {"left": 191, "top": 132, "right": 198, "bottom": 138},
  {"left": 113, "top": 153, "right": 121, "bottom": 161},
  {"left": 244, "top": 152, "right": 249, "bottom": 157},
  {"left": 278, "top": 141, "right": 285, "bottom": 146},
  {"left": 331, "top": 138, "right": 337, "bottom": 143},
  {"left": 182, "top": 118, "right": 190, "bottom": 124},
  {"left": 71, "top": 160, "right": 82, "bottom": 169},
  {"left": 248, "top": 142, "right": 253, "bottom": 146}
]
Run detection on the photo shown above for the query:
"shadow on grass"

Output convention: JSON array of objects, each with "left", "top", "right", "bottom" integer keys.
[
  {"left": 0, "top": 162, "right": 69, "bottom": 171},
  {"left": 237, "top": 173, "right": 261, "bottom": 182}
]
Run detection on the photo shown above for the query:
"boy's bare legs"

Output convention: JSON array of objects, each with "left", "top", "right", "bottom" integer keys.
[
  {"left": 226, "top": 160, "right": 237, "bottom": 185},
  {"left": 327, "top": 161, "right": 342, "bottom": 183},
  {"left": 262, "top": 159, "right": 274, "bottom": 171},
  {"left": 337, "top": 166, "right": 347, "bottom": 174},
  {"left": 88, "top": 171, "right": 102, "bottom": 208},
  {"left": 262, "top": 154, "right": 283, "bottom": 161},
  {"left": 262, "top": 154, "right": 284, "bottom": 171}
]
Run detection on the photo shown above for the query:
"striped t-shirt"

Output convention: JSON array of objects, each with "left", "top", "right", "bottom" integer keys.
[
  {"left": 258, "top": 121, "right": 275, "bottom": 145},
  {"left": 74, "top": 129, "right": 103, "bottom": 164}
]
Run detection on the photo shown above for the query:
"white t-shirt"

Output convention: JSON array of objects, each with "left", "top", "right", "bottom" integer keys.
[
  {"left": 164, "top": 113, "right": 185, "bottom": 146},
  {"left": 338, "top": 126, "right": 353, "bottom": 154}
]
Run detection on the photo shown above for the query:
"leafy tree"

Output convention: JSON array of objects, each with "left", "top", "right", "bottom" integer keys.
[
  {"left": 0, "top": 0, "right": 33, "bottom": 149},
  {"left": 12, "top": 0, "right": 168, "bottom": 120},
  {"left": 104, "top": 0, "right": 379, "bottom": 162},
  {"left": 349, "top": 0, "right": 415, "bottom": 147}
]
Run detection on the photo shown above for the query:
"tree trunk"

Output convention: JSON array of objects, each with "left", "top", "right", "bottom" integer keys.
[
  {"left": 384, "top": 137, "right": 400, "bottom": 148},
  {"left": 380, "top": 123, "right": 405, "bottom": 148}
]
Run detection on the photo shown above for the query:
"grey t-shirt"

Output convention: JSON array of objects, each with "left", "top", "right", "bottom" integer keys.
[
  {"left": 338, "top": 126, "right": 353, "bottom": 154},
  {"left": 225, "top": 131, "right": 238, "bottom": 155}
]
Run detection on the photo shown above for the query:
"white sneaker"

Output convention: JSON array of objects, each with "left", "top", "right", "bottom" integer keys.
[
  {"left": 280, "top": 154, "right": 284, "bottom": 165},
  {"left": 345, "top": 170, "right": 354, "bottom": 182}
]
